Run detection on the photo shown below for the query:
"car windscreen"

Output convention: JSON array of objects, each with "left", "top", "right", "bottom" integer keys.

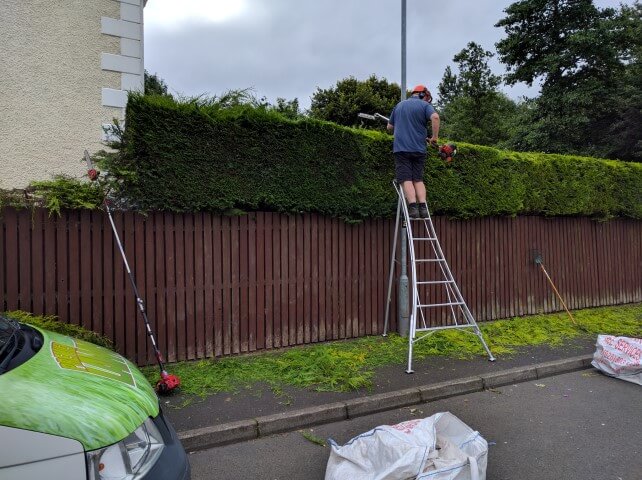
[{"left": 0, "top": 316, "right": 20, "bottom": 361}]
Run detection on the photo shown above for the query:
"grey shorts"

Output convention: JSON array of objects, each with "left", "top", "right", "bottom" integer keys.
[{"left": 394, "top": 152, "right": 426, "bottom": 182}]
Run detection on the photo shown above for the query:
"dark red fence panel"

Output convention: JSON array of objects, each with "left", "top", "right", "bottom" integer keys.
[{"left": 1, "top": 207, "right": 641, "bottom": 365}]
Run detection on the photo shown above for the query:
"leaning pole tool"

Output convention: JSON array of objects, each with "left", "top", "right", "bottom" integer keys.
[
  {"left": 84, "top": 151, "right": 180, "bottom": 394},
  {"left": 532, "top": 251, "right": 577, "bottom": 327},
  {"left": 358, "top": 112, "right": 458, "bottom": 162}
]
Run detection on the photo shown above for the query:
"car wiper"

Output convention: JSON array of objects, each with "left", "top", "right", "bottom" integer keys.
[{"left": 0, "top": 321, "right": 22, "bottom": 374}]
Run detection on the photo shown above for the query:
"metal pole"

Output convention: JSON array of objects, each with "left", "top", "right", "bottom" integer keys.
[
  {"left": 383, "top": 197, "right": 402, "bottom": 336},
  {"left": 397, "top": 1, "right": 409, "bottom": 335},
  {"left": 401, "top": 0, "right": 407, "bottom": 101},
  {"left": 398, "top": 220, "right": 409, "bottom": 336}
]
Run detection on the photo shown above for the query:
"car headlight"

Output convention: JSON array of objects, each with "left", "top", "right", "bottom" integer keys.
[{"left": 86, "top": 417, "right": 165, "bottom": 480}]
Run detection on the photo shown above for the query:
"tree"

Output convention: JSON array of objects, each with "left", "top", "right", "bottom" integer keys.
[
  {"left": 441, "top": 93, "right": 523, "bottom": 147},
  {"left": 437, "top": 42, "right": 518, "bottom": 146},
  {"left": 437, "top": 66, "right": 459, "bottom": 107},
  {"left": 310, "top": 75, "right": 400, "bottom": 128},
  {"left": 495, "top": 0, "right": 641, "bottom": 159},
  {"left": 272, "top": 97, "right": 301, "bottom": 120},
  {"left": 144, "top": 70, "right": 172, "bottom": 97},
  {"left": 599, "top": 3, "right": 642, "bottom": 161},
  {"left": 452, "top": 42, "right": 501, "bottom": 99}
]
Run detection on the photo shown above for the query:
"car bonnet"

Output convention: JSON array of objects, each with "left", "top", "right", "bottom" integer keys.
[{"left": 0, "top": 327, "right": 159, "bottom": 451}]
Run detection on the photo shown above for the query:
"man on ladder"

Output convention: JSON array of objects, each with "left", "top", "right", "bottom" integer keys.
[
  {"left": 387, "top": 84, "right": 440, "bottom": 219},
  {"left": 382, "top": 84, "right": 494, "bottom": 373}
]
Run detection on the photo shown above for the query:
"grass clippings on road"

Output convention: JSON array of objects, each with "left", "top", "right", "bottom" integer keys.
[{"left": 142, "top": 304, "right": 642, "bottom": 400}]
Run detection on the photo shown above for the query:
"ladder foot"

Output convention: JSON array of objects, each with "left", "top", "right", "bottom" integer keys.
[
  {"left": 405, "top": 369, "right": 414, "bottom": 374},
  {"left": 382, "top": 333, "right": 387, "bottom": 337},
  {"left": 488, "top": 356, "right": 496, "bottom": 362}
]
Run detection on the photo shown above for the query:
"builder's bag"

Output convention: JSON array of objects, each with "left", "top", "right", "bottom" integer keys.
[
  {"left": 325, "top": 412, "right": 488, "bottom": 480},
  {"left": 592, "top": 335, "right": 642, "bottom": 386}
]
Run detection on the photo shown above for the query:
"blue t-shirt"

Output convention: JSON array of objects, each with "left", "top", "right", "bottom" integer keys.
[{"left": 389, "top": 97, "right": 436, "bottom": 153}]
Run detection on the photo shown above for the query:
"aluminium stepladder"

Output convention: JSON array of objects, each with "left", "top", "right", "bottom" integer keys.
[{"left": 383, "top": 181, "right": 495, "bottom": 373}]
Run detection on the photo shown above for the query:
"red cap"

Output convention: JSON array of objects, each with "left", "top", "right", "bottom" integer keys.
[{"left": 412, "top": 84, "right": 428, "bottom": 94}]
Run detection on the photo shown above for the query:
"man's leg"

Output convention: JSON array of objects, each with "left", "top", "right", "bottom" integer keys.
[
  {"left": 395, "top": 153, "right": 420, "bottom": 218},
  {"left": 413, "top": 181, "right": 426, "bottom": 204},
  {"left": 402, "top": 181, "right": 417, "bottom": 203},
  {"left": 411, "top": 154, "right": 429, "bottom": 218}
]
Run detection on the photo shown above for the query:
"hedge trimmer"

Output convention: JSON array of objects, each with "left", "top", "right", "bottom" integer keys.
[
  {"left": 357, "top": 112, "right": 457, "bottom": 162},
  {"left": 84, "top": 151, "right": 181, "bottom": 394}
]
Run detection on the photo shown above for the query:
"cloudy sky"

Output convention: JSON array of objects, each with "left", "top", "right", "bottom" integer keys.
[{"left": 144, "top": 0, "right": 628, "bottom": 109}]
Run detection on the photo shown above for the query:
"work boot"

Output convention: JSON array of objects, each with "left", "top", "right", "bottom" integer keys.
[
  {"left": 408, "top": 203, "right": 419, "bottom": 219},
  {"left": 418, "top": 203, "right": 429, "bottom": 219}
]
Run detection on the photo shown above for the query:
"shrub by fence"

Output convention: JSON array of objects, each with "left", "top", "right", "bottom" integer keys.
[{"left": 101, "top": 94, "right": 642, "bottom": 221}]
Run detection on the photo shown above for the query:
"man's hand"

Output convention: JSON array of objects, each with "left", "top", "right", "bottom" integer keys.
[{"left": 428, "top": 137, "right": 439, "bottom": 147}]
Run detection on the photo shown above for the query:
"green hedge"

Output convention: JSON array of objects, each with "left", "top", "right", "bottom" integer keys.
[{"left": 111, "top": 94, "right": 642, "bottom": 221}]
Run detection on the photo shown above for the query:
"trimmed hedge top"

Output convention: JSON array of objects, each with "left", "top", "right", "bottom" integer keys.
[{"left": 110, "top": 94, "right": 642, "bottom": 221}]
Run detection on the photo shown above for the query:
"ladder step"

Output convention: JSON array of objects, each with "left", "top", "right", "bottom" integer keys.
[
  {"left": 415, "top": 258, "right": 445, "bottom": 263},
  {"left": 418, "top": 302, "right": 464, "bottom": 308},
  {"left": 413, "top": 237, "right": 438, "bottom": 241},
  {"left": 416, "top": 280, "right": 454, "bottom": 285}
]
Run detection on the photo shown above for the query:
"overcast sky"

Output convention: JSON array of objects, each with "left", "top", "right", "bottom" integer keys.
[{"left": 144, "top": 0, "right": 629, "bottom": 109}]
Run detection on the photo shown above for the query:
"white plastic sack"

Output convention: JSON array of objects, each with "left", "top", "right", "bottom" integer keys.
[
  {"left": 591, "top": 335, "right": 642, "bottom": 386},
  {"left": 325, "top": 412, "right": 487, "bottom": 480}
]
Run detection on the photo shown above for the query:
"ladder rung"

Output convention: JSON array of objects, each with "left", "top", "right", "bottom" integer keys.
[
  {"left": 415, "top": 258, "right": 445, "bottom": 263},
  {"left": 413, "top": 237, "right": 437, "bottom": 241},
  {"left": 416, "top": 280, "right": 453, "bottom": 285},
  {"left": 418, "top": 302, "right": 464, "bottom": 308},
  {"left": 414, "top": 324, "right": 476, "bottom": 333}
]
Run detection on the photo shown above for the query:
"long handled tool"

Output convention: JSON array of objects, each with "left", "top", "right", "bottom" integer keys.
[
  {"left": 357, "top": 112, "right": 457, "bottom": 161},
  {"left": 84, "top": 151, "right": 180, "bottom": 394},
  {"left": 532, "top": 251, "right": 578, "bottom": 327}
]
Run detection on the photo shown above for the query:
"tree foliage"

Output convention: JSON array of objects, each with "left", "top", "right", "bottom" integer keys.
[
  {"left": 438, "top": 42, "right": 501, "bottom": 104},
  {"left": 438, "top": 42, "right": 520, "bottom": 147},
  {"left": 495, "top": 0, "right": 641, "bottom": 160},
  {"left": 310, "top": 75, "right": 400, "bottom": 128},
  {"left": 144, "top": 70, "right": 172, "bottom": 97}
]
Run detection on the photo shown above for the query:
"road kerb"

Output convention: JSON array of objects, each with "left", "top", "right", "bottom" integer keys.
[
  {"left": 179, "top": 419, "right": 258, "bottom": 452},
  {"left": 345, "top": 387, "right": 422, "bottom": 419},
  {"left": 536, "top": 356, "right": 589, "bottom": 379},
  {"left": 257, "top": 402, "right": 347, "bottom": 436},
  {"left": 419, "top": 376, "right": 484, "bottom": 402},
  {"left": 177, "top": 356, "right": 594, "bottom": 451},
  {"left": 480, "top": 365, "right": 538, "bottom": 389}
]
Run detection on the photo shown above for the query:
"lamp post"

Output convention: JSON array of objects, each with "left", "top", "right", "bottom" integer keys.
[
  {"left": 398, "top": 0, "right": 410, "bottom": 337},
  {"left": 401, "top": 0, "right": 406, "bottom": 102}
]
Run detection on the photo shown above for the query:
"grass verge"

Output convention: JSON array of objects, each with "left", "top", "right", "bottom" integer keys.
[{"left": 142, "top": 304, "right": 641, "bottom": 399}]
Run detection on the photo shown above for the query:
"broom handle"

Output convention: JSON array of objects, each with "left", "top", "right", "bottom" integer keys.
[{"left": 539, "top": 263, "right": 577, "bottom": 326}]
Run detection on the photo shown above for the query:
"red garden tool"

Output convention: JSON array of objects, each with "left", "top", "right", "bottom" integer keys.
[{"left": 84, "top": 151, "right": 180, "bottom": 394}]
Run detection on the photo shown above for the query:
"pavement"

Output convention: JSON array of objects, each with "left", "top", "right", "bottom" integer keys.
[{"left": 161, "top": 337, "right": 604, "bottom": 452}]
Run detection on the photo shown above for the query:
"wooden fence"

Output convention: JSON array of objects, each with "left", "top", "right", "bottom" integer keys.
[{"left": 1, "top": 207, "right": 641, "bottom": 365}]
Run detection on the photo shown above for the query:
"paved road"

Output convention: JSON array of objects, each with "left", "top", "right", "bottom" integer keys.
[{"left": 188, "top": 370, "right": 642, "bottom": 480}]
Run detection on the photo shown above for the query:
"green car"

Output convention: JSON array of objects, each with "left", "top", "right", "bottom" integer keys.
[{"left": 0, "top": 315, "right": 190, "bottom": 480}]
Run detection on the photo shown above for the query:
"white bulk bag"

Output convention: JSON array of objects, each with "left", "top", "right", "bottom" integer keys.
[
  {"left": 592, "top": 335, "right": 642, "bottom": 386},
  {"left": 325, "top": 412, "right": 488, "bottom": 480}
]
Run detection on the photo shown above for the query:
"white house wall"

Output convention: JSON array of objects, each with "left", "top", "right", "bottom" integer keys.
[{"left": 0, "top": 0, "right": 145, "bottom": 189}]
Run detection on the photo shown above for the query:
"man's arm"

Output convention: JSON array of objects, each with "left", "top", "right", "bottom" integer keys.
[{"left": 428, "top": 112, "right": 440, "bottom": 144}]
